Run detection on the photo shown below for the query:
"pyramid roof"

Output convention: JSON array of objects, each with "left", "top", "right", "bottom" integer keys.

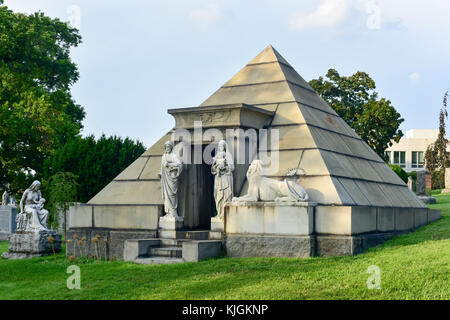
[{"left": 89, "top": 45, "right": 425, "bottom": 209}]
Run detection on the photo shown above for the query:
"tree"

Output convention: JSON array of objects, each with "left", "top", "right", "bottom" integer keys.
[
  {"left": 0, "top": 4, "right": 84, "bottom": 194},
  {"left": 45, "top": 172, "right": 79, "bottom": 234},
  {"left": 425, "top": 91, "right": 448, "bottom": 189},
  {"left": 43, "top": 135, "right": 146, "bottom": 203},
  {"left": 388, "top": 164, "right": 408, "bottom": 183},
  {"left": 309, "top": 69, "right": 404, "bottom": 158}
]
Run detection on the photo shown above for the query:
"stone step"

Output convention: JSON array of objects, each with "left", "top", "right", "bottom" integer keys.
[
  {"left": 159, "top": 238, "right": 187, "bottom": 247},
  {"left": 159, "top": 230, "right": 211, "bottom": 240},
  {"left": 149, "top": 246, "right": 182, "bottom": 258},
  {"left": 183, "top": 230, "right": 210, "bottom": 240},
  {"left": 133, "top": 257, "right": 184, "bottom": 265}
]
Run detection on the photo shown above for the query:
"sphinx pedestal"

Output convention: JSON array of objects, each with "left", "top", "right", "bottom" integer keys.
[{"left": 2, "top": 230, "right": 62, "bottom": 259}]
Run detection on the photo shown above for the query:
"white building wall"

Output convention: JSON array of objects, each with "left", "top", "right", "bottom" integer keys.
[{"left": 385, "top": 129, "right": 450, "bottom": 172}]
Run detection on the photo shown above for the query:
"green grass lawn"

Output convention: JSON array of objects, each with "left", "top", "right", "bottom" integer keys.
[{"left": 1, "top": 195, "right": 450, "bottom": 300}]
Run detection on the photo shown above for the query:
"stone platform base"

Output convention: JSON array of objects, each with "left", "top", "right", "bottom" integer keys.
[
  {"left": 66, "top": 228, "right": 158, "bottom": 260},
  {"left": 225, "top": 234, "right": 315, "bottom": 258},
  {"left": 224, "top": 232, "right": 406, "bottom": 257},
  {"left": 1, "top": 252, "right": 46, "bottom": 259},
  {"left": 2, "top": 230, "right": 62, "bottom": 260},
  {"left": 316, "top": 233, "right": 397, "bottom": 256}
]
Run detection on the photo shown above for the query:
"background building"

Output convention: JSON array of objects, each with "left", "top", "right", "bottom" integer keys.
[{"left": 385, "top": 129, "right": 450, "bottom": 172}]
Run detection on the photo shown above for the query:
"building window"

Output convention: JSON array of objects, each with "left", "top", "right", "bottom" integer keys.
[
  {"left": 393, "top": 151, "right": 406, "bottom": 168},
  {"left": 385, "top": 151, "right": 392, "bottom": 163},
  {"left": 412, "top": 151, "right": 424, "bottom": 168}
]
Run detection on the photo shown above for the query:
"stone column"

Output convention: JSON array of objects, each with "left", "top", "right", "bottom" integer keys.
[
  {"left": 416, "top": 171, "right": 426, "bottom": 196},
  {"left": 441, "top": 168, "right": 450, "bottom": 193},
  {"left": 407, "top": 176, "right": 414, "bottom": 191},
  {"left": 416, "top": 170, "right": 436, "bottom": 204}
]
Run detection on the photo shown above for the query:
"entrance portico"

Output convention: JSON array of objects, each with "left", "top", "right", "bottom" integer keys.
[{"left": 167, "top": 103, "right": 274, "bottom": 230}]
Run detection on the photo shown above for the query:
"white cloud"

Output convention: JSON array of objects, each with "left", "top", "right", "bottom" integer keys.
[
  {"left": 189, "top": 3, "right": 222, "bottom": 29},
  {"left": 288, "top": 0, "right": 409, "bottom": 31},
  {"left": 409, "top": 72, "right": 421, "bottom": 83},
  {"left": 289, "top": 0, "right": 353, "bottom": 30}
]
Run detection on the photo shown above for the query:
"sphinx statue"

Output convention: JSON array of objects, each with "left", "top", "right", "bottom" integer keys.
[{"left": 232, "top": 160, "right": 309, "bottom": 202}]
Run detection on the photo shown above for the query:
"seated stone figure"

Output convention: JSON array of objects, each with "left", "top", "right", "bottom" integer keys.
[
  {"left": 19, "top": 181, "right": 49, "bottom": 232},
  {"left": 233, "top": 160, "right": 309, "bottom": 202}
]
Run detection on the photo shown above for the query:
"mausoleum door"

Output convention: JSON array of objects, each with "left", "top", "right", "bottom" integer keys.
[{"left": 178, "top": 147, "right": 216, "bottom": 230}]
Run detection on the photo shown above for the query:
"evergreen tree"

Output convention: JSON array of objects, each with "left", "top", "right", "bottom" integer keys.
[
  {"left": 425, "top": 91, "right": 448, "bottom": 189},
  {"left": 43, "top": 135, "right": 145, "bottom": 203}
]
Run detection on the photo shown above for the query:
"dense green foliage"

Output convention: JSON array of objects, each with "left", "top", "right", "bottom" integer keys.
[
  {"left": 46, "top": 172, "right": 79, "bottom": 230},
  {"left": 425, "top": 91, "right": 448, "bottom": 189},
  {"left": 309, "top": 69, "right": 404, "bottom": 158},
  {"left": 43, "top": 135, "right": 145, "bottom": 203},
  {"left": 407, "top": 171, "right": 417, "bottom": 181},
  {"left": 388, "top": 164, "right": 408, "bottom": 183},
  {"left": 0, "top": 194, "right": 449, "bottom": 299},
  {"left": 431, "top": 169, "right": 445, "bottom": 190},
  {"left": 0, "top": 3, "right": 84, "bottom": 193}
]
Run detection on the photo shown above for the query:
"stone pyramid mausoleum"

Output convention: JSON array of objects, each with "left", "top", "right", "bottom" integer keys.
[{"left": 67, "top": 46, "right": 441, "bottom": 261}]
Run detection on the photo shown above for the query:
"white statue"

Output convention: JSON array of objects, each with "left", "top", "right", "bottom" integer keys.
[
  {"left": 160, "top": 141, "right": 183, "bottom": 221},
  {"left": 18, "top": 180, "right": 49, "bottom": 232},
  {"left": 233, "top": 160, "right": 309, "bottom": 202},
  {"left": 2, "top": 191, "right": 17, "bottom": 207},
  {"left": 2, "top": 191, "right": 9, "bottom": 206},
  {"left": 212, "top": 140, "right": 234, "bottom": 219},
  {"left": 9, "top": 195, "right": 16, "bottom": 207}
]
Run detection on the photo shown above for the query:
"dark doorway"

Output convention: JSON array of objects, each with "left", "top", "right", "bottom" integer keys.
[{"left": 178, "top": 146, "right": 217, "bottom": 229}]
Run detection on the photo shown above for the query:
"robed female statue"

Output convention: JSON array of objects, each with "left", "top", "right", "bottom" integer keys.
[
  {"left": 160, "top": 141, "right": 183, "bottom": 220},
  {"left": 212, "top": 140, "right": 234, "bottom": 219}
]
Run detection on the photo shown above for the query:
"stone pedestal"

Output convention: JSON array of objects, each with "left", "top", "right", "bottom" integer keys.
[
  {"left": 209, "top": 216, "right": 224, "bottom": 240},
  {"left": 0, "top": 205, "right": 18, "bottom": 241},
  {"left": 224, "top": 201, "right": 317, "bottom": 257},
  {"left": 441, "top": 168, "right": 450, "bottom": 194},
  {"left": 1, "top": 230, "right": 62, "bottom": 259},
  {"left": 158, "top": 215, "right": 184, "bottom": 239},
  {"left": 407, "top": 177, "right": 414, "bottom": 191}
]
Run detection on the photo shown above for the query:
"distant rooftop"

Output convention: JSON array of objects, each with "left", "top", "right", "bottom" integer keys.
[{"left": 405, "top": 129, "right": 439, "bottom": 139}]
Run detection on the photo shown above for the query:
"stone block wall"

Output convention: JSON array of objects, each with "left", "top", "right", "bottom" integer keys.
[
  {"left": 223, "top": 203, "right": 442, "bottom": 258},
  {"left": 66, "top": 229, "right": 158, "bottom": 260}
]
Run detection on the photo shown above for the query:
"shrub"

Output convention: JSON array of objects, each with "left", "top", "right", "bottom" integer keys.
[
  {"left": 388, "top": 164, "right": 408, "bottom": 183},
  {"left": 407, "top": 171, "right": 417, "bottom": 182},
  {"left": 431, "top": 168, "right": 445, "bottom": 190}
]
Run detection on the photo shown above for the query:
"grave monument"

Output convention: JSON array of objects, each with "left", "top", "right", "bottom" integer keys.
[
  {"left": 441, "top": 168, "right": 450, "bottom": 194},
  {"left": 416, "top": 171, "right": 436, "bottom": 204},
  {"left": 67, "top": 45, "right": 441, "bottom": 262},
  {"left": 2, "top": 181, "right": 62, "bottom": 259},
  {"left": 0, "top": 191, "right": 18, "bottom": 241}
]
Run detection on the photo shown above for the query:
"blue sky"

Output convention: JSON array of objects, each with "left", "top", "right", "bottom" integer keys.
[{"left": 5, "top": 0, "right": 450, "bottom": 148}]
